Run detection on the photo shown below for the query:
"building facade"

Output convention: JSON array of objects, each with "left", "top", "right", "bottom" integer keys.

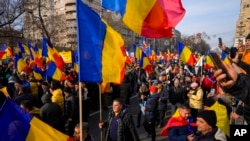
[
  {"left": 23, "top": 0, "right": 180, "bottom": 51},
  {"left": 235, "top": 0, "right": 250, "bottom": 46}
]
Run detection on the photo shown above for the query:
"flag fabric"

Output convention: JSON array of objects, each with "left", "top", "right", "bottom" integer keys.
[
  {"left": 140, "top": 51, "right": 152, "bottom": 73},
  {"left": 160, "top": 108, "right": 196, "bottom": 136},
  {"left": 178, "top": 42, "right": 196, "bottom": 67},
  {"left": 1, "top": 44, "right": 13, "bottom": 59},
  {"left": 76, "top": 0, "right": 126, "bottom": 83},
  {"left": 18, "top": 42, "right": 30, "bottom": 55},
  {"left": 14, "top": 54, "right": 30, "bottom": 73},
  {"left": 221, "top": 51, "right": 230, "bottom": 64},
  {"left": 208, "top": 101, "right": 230, "bottom": 137},
  {"left": 102, "top": 0, "right": 186, "bottom": 38},
  {"left": 46, "top": 61, "right": 64, "bottom": 81},
  {"left": 195, "top": 56, "right": 203, "bottom": 75},
  {"left": 72, "top": 50, "right": 79, "bottom": 73},
  {"left": 204, "top": 55, "right": 214, "bottom": 70},
  {"left": 41, "top": 38, "right": 48, "bottom": 57},
  {"left": 0, "top": 51, "right": 6, "bottom": 59},
  {"left": 0, "top": 99, "right": 73, "bottom": 141}
]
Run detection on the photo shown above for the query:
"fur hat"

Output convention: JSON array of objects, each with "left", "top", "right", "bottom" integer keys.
[{"left": 197, "top": 110, "right": 217, "bottom": 128}]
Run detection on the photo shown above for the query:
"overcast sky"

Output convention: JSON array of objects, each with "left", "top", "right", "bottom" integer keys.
[{"left": 176, "top": 0, "right": 240, "bottom": 48}]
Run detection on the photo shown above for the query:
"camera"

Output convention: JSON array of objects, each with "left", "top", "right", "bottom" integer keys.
[{"left": 230, "top": 47, "right": 238, "bottom": 59}]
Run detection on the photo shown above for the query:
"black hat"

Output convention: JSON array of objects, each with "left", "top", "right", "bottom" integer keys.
[
  {"left": 203, "top": 97, "right": 216, "bottom": 107},
  {"left": 246, "top": 33, "right": 250, "bottom": 40},
  {"left": 197, "top": 110, "right": 217, "bottom": 128},
  {"left": 63, "top": 87, "right": 72, "bottom": 94},
  {"left": 41, "top": 82, "right": 48, "bottom": 87}
]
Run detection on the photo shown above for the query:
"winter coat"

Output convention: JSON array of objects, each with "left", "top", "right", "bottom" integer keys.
[
  {"left": 193, "top": 127, "right": 227, "bottom": 141},
  {"left": 157, "top": 87, "right": 169, "bottom": 111},
  {"left": 103, "top": 109, "right": 139, "bottom": 141},
  {"left": 51, "top": 88, "right": 64, "bottom": 114},
  {"left": 169, "top": 86, "right": 186, "bottom": 105},
  {"left": 187, "top": 87, "right": 203, "bottom": 110},
  {"left": 145, "top": 93, "right": 159, "bottom": 120}
]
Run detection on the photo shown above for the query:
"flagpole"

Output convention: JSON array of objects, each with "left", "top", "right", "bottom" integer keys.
[
  {"left": 98, "top": 1, "right": 103, "bottom": 141},
  {"left": 79, "top": 82, "right": 83, "bottom": 141},
  {"left": 98, "top": 83, "right": 103, "bottom": 141}
]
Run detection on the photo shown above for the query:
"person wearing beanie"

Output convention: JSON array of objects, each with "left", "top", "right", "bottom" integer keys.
[
  {"left": 143, "top": 85, "right": 159, "bottom": 141},
  {"left": 169, "top": 78, "right": 186, "bottom": 115},
  {"left": 203, "top": 98, "right": 230, "bottom": 138},
  {"left": 187, "top": 110, "right": 227, "bottom": 141},
  {"left": 187, "top": 82, "right": 204, "bottom": 122},
  {"left": 64, "top": 86, "right": 78, "bottom": 136}
]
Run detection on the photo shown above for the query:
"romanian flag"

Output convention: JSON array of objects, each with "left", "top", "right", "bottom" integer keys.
[
  {"left": 102, "top": 0, "right": 186, "bottom": 38},
  {"left": 178, "top": 42, "right": 196, "bottom": 67},
  {"left": 46, "top": 61, "right": 65, "bottom": 81},
  {"left": 204, "top": 55, "right": 214, "bottom": 70},
  {"left": 18, "top": 42, "right": 30, "bottom": 55},
  {"left": 221, "top": 51, "right": 230, "bottom": 65},
  {"left": 1, "top": 44, "right": 13, "bottom": 59},
  {"left": 160, "top": 108, "right": 196, "bottom": 136},
  {"left": 72, "top": 50, "right": 79, "bottom": 73},
  {"left": 42, "top": 39, "right": 65, "bottom": 71},
  {"left": 208, "top": 101, "right": 230, "bottom": 137},
  {"left": 28, "top": 41, "right": 43, "bottom": 69},
  {"left": 14, "top": 54, "right": 30, "bottom": 74},
  {"left": 76, "top": 0, "right": 126, "bottom": 84},
  {"left": 0, "top": 99, "right": 73, "bottom": 141},
  {"left": 0, "top": 51, "right": 6, "bottom": 59},
  {"left": 140, "top": 52, "right": 152, "bottom": 74}
]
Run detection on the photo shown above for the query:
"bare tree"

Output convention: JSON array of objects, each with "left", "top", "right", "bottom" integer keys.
[
  {"left": 0, "top": 0, "right": 25, "bottom": 46},
  {"left": 23, "top": 0, "right": 66, "bottom": 43}
]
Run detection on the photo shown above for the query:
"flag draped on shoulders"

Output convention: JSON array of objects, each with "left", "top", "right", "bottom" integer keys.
[
  {"left": 0, "top": 99, "right": 73, "bottom": 141},
  {"left": 76, "top": 0, "right": 126, "bottom": 84},
  {"left": 102, "top": 0, "right": 186, "bottom": 38}
]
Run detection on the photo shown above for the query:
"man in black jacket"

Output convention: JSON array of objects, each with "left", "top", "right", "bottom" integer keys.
[{"left": 99, "top": 99, "right": 139, "bottom": 141}]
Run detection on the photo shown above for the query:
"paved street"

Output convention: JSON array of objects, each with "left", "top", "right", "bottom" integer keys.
[{"left": 87, "top": 95, "right": 169, "bottom": 141}]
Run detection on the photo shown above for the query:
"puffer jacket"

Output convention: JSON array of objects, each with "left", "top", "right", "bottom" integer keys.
[{"left": 188, "top": 87, "right": 203, "bottom": 110}]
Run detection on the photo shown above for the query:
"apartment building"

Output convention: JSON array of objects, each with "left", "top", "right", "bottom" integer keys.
[
  {"left": 23, "top": 0, "right": 178, "bottom": 51},
  {"left": 235, "top": 0, "right": 250, "bottom": 46}
]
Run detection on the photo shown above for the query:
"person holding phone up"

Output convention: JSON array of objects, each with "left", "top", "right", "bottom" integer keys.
[
  {"left": 218, "top": 34, "right": 250, "bottom": 76},
  {"left": 214, "top": 62, "right": 250, "bottom": 125}
]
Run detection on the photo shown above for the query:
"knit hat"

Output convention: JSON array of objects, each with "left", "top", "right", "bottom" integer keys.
[
  {"left": 149, "top": 86, "right": 158, "bottom": 93},
  {"left": 197, "top": 110, "right": 217, "bottom": 128},
  {"left": 190, "top": 82, "right": 198, "bottom": 89},
  {"left": 203, "top": 97, "right": 216, "bottom": 107},
  {"left": 63, "top": 87, "right": 72, "bottom": 94},
  {"left": 246, "top": 33, "right": 250, "bottom": 40}
]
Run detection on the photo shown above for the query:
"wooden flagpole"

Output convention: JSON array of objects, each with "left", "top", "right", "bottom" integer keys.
[
  {"left": 79, "top": 82, "right": 83, "bottom": 141},
  {"left": 99, "top": 83, "right": 103, "bottom": 141}
]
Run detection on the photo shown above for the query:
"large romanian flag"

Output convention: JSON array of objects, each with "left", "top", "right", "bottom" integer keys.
[
  {"left": 102, "top": 0, "right": 186, "bottom": 38},
  {"left": 0, "top": 99, "right": 73, "bottom": 141},
  {"left": 76, "top": 0, "right": 126, "bottom": 84}
]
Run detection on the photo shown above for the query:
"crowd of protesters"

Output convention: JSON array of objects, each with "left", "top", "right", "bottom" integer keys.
[{"left": 1, "top": 33, "right": 250, "bottom": 141}]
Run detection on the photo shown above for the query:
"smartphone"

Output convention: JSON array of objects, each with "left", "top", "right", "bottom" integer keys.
[
  {"left": 209, "top": 52, "right": 232, "bottom": 81},
  {"left": 218, "top": 37, "right": 222, "bottom": 46}
]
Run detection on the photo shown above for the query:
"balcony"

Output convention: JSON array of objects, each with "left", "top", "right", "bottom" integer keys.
[
  {"left": 65, "top": 5, "right": 76, "bottom": 13},
  {"left": 66, "top": 15, "right": 76, "bottom": 20},
  {"left": 65, "top": 0, "right": 76, "bottom": 6}
]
